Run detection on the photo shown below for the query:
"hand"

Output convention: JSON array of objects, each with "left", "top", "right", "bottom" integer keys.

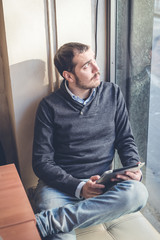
[
  {"left": 81, "top": 175, "right": 105, "bottom": 199},
  {"left": 111, "top": 170, "right": 142, "bottom": 182}
]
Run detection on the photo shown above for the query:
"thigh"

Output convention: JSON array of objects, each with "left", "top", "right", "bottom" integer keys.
[{"left": 34, "top": 180, "right": 80, "bottom": 213}]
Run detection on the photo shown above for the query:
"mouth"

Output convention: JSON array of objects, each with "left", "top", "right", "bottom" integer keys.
[{"left": 92, "top": 72, "right": 100, "bottom": 80}]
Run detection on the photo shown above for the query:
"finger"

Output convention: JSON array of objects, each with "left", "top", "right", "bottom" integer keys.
[
  {"left": 91, "top": 183, "right": 105, "bottom": 189},
  {"left": 116, "top": 174, "right": 131, "bottom": 181},
  {"left": 125, "top": 171, "right": 141, "bottom": 181},
  {"left": 110, "top": 177, "right": 122, "bottom": 182},
  {"left": 125, "top": 170, "right": 141, "bottom": 175},
  {"left": 117, "top": 171, "right": 141, "bottom": 181},
  {"left": 89, "top": 188, "right": 104, "bottom": 194},
  {"left": 90, "top": 175, "right": 100, "bottom": 181},
  {"left": 87, "top": 179, "right": 105, "bottom": 189},
  {"left": 125, "top": 172, "right": 136, "bottom": 178}
]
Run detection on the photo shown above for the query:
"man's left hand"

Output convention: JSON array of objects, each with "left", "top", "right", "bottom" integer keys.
[{"left": 111, "top": 170, "right": 142, "bottom": 182}]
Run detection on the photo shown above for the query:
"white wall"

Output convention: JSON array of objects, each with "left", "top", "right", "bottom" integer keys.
[
  {"left": 2, "top": 0, "right": 94, "bottom": 189},
  {"left": 56, "top": 0, "right": 92, "bottom": 47},
  {"left": 2, "top": 0, "right": 50, "bottom": 188}
]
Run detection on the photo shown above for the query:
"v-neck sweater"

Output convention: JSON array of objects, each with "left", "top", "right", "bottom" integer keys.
[{"left": 32, "top": 80, "right": 140, "bottom": 196}]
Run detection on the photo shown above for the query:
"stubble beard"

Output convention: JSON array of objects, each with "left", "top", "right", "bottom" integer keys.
[{"left": 75, "top": 72, "right": 101, "bottom": 90}]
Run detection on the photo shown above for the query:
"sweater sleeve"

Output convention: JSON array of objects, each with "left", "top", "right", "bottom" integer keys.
[
  {"left": 32, "top": 99, "right": 81, "bottom": 196},
  {"left": 114, "top": 86, "right": 140, "bottom": 166}
]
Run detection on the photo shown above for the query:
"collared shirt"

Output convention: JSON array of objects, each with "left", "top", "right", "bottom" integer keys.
[
  {"left": 65, "top": 80, "right": 96, "bottom": 106},
  {"left": 65, "top": 80, "right": 95, "bottom": 198}
]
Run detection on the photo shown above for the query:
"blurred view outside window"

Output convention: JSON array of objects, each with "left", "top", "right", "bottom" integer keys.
[
  {"left": 146, "top": 0, "right": 160, "bottom": 232},
  {"left": 114, "top": 0, "right": 160, "bottom": 232}
]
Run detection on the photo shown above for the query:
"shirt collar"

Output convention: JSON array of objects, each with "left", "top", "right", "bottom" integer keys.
[{"left": 65, "top": 80, "right": 96, "bottom": 105}]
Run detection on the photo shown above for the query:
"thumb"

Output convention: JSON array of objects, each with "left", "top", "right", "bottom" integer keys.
[{"left": 90, "top": 175, "right": 100, "bottom": 182}]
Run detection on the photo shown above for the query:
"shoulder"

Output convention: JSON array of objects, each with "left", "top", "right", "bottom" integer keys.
[
  {"left": 99, "top": 81, "right": 120, "bottom": 91},
  {"left": 39, "top": 86, "right": 63, "bottom": 108},
  {"left": 35, "top": 90, "right": 58, "bottom": 118},
  {"left": 36, "top": 81, "right": 69, "bottom": 120},
  {"left": 42, "top": 80, "right": 69, "bottom": 106},
  {"left": 97, "top": 81, "right": 121, "bottom": 99}
]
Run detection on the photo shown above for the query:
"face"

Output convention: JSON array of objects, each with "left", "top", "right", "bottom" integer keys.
[{"left": 71, "top": 48, "right": 100, "bottom": 90}]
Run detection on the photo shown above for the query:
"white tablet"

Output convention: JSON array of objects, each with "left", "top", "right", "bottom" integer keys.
[{"left": 96, "top": 162, "right": 145, "bottom": 184}]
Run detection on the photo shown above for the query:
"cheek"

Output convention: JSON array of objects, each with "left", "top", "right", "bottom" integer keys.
[{"left": 79, "top": 71, "right": 92, "bottom": 80}]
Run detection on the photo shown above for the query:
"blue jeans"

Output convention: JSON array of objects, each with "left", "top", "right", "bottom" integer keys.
[{"left": 34, "top": 180, "right": 148, "bottom": 240}]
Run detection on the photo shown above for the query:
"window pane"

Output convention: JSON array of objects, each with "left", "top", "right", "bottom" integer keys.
[
  {"left": 115, "top": 0, "right": 160, "bottom": 232},
  {"left": 146, "top": 0, "right": 160, "bottom": 231}
]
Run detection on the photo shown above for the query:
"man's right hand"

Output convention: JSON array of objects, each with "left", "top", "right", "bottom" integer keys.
[{"left": 80, "top": 175, "right": 105, "bottom": 199}]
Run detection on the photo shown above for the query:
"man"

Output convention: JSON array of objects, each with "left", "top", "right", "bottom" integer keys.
[{"left": 32, "top": 42, "right": 148, "bottom": 240}]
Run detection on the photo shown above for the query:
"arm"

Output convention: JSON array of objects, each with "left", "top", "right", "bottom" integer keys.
[{"left": 32, "top": 99, "right": 81, "bottom": 196}]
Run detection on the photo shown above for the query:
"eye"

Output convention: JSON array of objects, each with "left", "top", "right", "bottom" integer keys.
[{"left": 83, "top": 62, "right": 90, "bottom": 69}]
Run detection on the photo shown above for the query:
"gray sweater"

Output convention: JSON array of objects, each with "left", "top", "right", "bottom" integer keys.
[{"left": 32, "top": 80, "right": 140, "bottom": 196}]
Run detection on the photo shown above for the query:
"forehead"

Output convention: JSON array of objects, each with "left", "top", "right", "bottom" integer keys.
[{"left": 73, "top": 48, "right": 95, "bottom": 67}]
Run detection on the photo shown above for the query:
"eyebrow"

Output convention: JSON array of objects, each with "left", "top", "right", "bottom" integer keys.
[
  {"left": 81, "top": 54, "right": 96, "bottom": 68},
  {"left": 81, "top": 59, "right": 92, "bottom": 68}
]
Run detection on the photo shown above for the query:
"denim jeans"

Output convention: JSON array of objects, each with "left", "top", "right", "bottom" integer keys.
[{"left": 34, "top": 180, "right": 148, "bottom": 240}]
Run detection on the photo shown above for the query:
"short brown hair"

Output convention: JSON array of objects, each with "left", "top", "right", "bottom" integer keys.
[{"left": 54, "top": 42, "right": 89, "bottom": 76}]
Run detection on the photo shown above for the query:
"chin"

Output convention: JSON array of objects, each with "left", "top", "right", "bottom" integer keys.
[{"left": 94, "top": 79, "right": 101, "bottom": 87}]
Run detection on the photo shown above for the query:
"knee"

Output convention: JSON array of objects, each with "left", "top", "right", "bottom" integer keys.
[
  {"left": 118, "top": 180, "right": 148, "bottom": 211},
  {"left": 131, "top": 181, "right": 148, "bottom": 208}
]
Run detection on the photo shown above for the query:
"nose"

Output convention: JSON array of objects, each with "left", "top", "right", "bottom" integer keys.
[{"left": 92, "top": 61, "right": 100, "bottom": 73}]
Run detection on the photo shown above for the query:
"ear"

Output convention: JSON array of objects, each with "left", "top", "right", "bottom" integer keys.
[{"left": 62, "top": 71, "right": 75, "bottom": 83}]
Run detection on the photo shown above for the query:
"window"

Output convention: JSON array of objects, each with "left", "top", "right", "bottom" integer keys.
[{"left": 114, "top": 0, "right": 160, "bottom": 232}]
